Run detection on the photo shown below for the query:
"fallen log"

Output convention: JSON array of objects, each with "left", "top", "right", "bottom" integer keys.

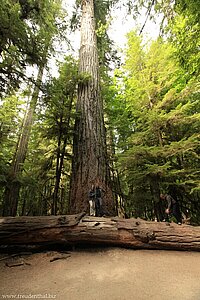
[{"left": 0, "top": 213, "right": 200, "bottom": 251}]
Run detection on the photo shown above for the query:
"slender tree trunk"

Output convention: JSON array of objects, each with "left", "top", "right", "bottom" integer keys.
[
  {"left": 108, "top": 129, "right": 125, "bottom": 216},
  {"left": 69, "top": 0, "right": 114, "bottom": 215},
  {"left": 52, "top": 93, "right": 74, "bottom": 215},
  {"left": 3, "top": 66, "right": 44, "bottom": 217},
  {"left": 150, "top": 177, "right": 164, "bottom": 222},
  {"left": 52, "top": 128, "right": 62, "bottom": 215}
]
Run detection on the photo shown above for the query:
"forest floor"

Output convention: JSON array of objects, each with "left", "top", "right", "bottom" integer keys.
[{"left": 0, "top": 247, "right": 200, "bottom": 300}]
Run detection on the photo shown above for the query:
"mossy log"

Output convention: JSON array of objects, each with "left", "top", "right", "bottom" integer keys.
[{"left": 0, "top": 213, "right": 200, "bottom": 251}]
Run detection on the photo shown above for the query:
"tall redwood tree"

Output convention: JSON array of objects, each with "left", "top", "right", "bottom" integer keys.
[{"left": 69, "top": 0, "right": 114, "bottom": 215}]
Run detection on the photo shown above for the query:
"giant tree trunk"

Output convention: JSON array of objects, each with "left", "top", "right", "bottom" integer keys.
[
  {"left": 69, "top": 0, "right": 114, "bottom": 215},
  {"left": 0, "top": 214, "right": 200, "bottom": 251},
  {"left": 3, "top": 66, "right": 44, "bottom": 217}
]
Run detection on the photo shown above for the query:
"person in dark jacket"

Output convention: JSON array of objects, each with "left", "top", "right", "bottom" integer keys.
[
  {"left": 94, "top": 185, "right": 103, "bottom": 217},
  {"left": 160, "top": 194, "right": 182, "bottom": 224}
]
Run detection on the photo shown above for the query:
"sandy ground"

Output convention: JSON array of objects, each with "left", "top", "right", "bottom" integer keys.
[{"left": 0, "top": 247, "right": 200, "bottom": 300}]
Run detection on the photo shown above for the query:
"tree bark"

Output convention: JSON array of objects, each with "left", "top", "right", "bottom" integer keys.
[
  {"left": 69, "top": 0, "right": 114, "bottom": 215},
  {"left": 0, "top": 214, "right": 200, "bottom": 251},
  {"left": 52, "top": 91, "right": 74, "bottom": 215},
  {"left": 3, "top": 65, "right": 44, "bottom": 217}
]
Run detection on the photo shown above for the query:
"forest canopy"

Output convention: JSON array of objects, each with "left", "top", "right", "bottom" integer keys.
[{"left": 0, "top": 0, "right": 199, "bottom": 224}]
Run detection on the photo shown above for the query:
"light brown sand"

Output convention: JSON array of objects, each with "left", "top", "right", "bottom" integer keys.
[{"left": 0, "top": 248, "right": 200, "bottom": 300}]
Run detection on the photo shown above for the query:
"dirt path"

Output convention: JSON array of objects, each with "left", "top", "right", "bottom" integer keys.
[{"left": 0, "top": 248, "right": 200, "bottom": 300}]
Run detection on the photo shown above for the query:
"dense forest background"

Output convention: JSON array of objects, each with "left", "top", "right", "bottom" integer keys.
[{"left": 0, "top": 0, "right": 199, "bottom": 223}]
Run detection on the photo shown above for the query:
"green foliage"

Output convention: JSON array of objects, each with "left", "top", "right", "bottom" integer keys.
[
  {"left": 151, "top": 0, "right": 200, "bottom": 76},
  {"left": 0, "top": 94, "right": 26, "bottom": 211},
  {"left": 40, "top": 56, "right": 78, "bottom": 169},
  {"left": 1, "top": 0, "right": 200, "bottom": 221},
  {"left": 23, "top": 56, "right": 79, "bottom": 214},
  {"left": 0, "top": 0, "right": 67, "bottom": 96},
  {"left": 103, "top": 70, "right": 134, "bottom": 150},
  {"left": 0, "top": 94, "right": 25, "bottom": 160},
  {"left": 168, "top": 14, "right": 200, "bottom": 76},
  {"left": 0, "top": 55, "right": 79, "bottom": 216},
  {"left": 78, "top": 72, "right": 92, "bottom": 84},
  {"left": 174, "top": 0, "right": 200, "bottom": 22},
  {"left": 116, "top": 31, "right": 200, "bottom": 221}
]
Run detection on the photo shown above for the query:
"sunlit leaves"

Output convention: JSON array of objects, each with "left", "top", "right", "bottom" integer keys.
[
  {"left": 117, "top": 30, "right": 200, "bottom": 218},
  {"left": 0, "top": 0, "right": 67, "bottom": 96}
]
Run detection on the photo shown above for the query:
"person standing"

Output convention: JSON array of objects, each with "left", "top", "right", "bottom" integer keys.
[
  {"left": 160, "top": 193, "right": 182, "bottom": 224},
  {"left": 89, "top": 185, "right": 96, "bottom": 216},
  {"left": 94, "top": 185, "right": 103, "bottom": 217}
]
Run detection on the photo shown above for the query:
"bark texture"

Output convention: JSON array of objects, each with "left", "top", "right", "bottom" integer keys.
[
  {"left": 70, "top": 0, "right": 114, "bottom": 215},
  {"left": 1, "top": 214, "right": 200, "bottom": 251},
  {"left": 52, "top": 90, "right": 74, "bottom": 215},
  {"left": 3, "top": 66, "right": 44, "bottom": 217}
]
